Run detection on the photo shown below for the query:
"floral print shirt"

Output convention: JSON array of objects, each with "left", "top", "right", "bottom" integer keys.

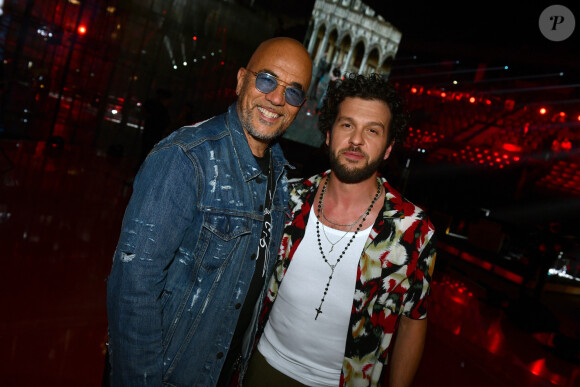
[{"left": 255, "top": 171, "right": 437, "bottom": 386}]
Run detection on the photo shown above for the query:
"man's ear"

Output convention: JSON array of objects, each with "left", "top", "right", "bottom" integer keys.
[
  {"left": 236, "top": 68, "right": 245, "bottom": 96},
  {"left": 326, "top": 130, "right": 330, "bottom": 147},
  {"left": 383, "top": 142, "right": 394, "bottom": 160}
]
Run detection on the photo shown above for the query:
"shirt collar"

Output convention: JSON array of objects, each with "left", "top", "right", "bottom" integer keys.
[{"left": 294, "top": 171, "right": 409, "bottom": 220}]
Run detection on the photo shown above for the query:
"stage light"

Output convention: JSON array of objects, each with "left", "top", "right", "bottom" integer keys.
[{"left": 77, "top": 25, "right": 87, "bottom": 35}]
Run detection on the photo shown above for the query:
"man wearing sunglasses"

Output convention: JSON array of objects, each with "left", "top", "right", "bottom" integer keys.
[{"left": 106, "top": 37, "right": 312, "bottom": 386}]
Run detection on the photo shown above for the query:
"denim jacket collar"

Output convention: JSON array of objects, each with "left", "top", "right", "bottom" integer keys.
[{"left": 225, "top": 103, "right": 292, "bottom": 182}]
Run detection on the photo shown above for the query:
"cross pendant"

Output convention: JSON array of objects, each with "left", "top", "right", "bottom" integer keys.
[
  {"left": 329, "top": 245, "right": 334, "bottom": 253},
  {"left": 315, "top": 306, "right": 323, "bottom": 320}
]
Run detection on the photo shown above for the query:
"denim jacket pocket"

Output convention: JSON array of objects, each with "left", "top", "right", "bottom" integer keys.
[{"left": 195, "top": 213, "right": 251, "bottom": 272}]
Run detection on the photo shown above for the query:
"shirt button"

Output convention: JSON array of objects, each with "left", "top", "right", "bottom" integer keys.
[
  {"left": 251, "top": 253, "right": 256, "bottom": 260},
  {"left": 235, "top": 303, "right": 242, "bottom": 309},
  {"left": 217, "top": 352, "right": 224, "bottom": 359}
]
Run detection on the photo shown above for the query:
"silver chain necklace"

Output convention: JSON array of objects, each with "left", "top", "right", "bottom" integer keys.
[
  {"left": 320, "top": 218, "right": 357, "bottom": 253},
  {"left": 320, "top": 196, "right": 366, "bottom": 252},
  {"left": 322, "top": 207, "right": 365, "bottom": 227},
  {"left": 314, "top": 174, "right": 381, "bottom": 320}
]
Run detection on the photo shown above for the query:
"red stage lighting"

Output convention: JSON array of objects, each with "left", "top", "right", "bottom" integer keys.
[{"left": 77, "top": 25, "right": 87, "bottom": 35}]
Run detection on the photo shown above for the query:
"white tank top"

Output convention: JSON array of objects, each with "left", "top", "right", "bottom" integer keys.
[{"left": 258, "top": 206, "right": 373, "bottom": 386}]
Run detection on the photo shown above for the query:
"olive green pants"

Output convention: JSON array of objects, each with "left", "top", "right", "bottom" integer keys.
[{"left": 243, "top": 350, "right": 308, "bottom": 387}]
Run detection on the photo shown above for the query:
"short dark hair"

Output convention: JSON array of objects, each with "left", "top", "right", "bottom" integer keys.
[{"left": 318, "top": 73, "right": 408, "bottom": 146}]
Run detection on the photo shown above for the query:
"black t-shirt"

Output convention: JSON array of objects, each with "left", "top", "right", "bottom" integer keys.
[{"left": 217, "top": 149, "right": 274, "bottom": 385}]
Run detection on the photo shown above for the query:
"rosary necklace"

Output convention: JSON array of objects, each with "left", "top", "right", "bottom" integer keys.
[{"left": 314, "top": 174, "right": 381, "bottom": 320}]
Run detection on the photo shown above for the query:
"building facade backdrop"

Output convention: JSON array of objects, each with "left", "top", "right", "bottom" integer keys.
[{"left": 304, "top": 0, "right": 401, "bottom": 83}]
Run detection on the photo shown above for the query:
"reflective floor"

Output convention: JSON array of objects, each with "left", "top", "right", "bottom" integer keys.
[{"left": 1, "top": 138, "right": 579, "bottom": 386}]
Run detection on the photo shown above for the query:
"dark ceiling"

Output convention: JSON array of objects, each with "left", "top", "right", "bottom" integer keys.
[{"left": 357, "top": 1, "right": 580, "bottom": 79}]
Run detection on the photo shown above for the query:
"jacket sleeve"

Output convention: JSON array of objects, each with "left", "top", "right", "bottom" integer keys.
[{"left": 106, "top": 146, "right": 198, "bottom": 386}]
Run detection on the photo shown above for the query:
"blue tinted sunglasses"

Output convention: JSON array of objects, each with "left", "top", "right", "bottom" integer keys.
[{"left": 247, "top": 70, "right": 306, "bottom": 107}]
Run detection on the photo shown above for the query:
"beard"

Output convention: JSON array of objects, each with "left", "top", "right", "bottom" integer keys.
[
  {"left": 329, "top": 146, "right": 384, "bottom": 184},
  {"left": 239, "top": 111, "right": 286, "bottom": 142}
]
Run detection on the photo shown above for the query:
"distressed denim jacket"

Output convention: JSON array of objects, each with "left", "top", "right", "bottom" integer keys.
[{"left": 106, "top": 103, "right": 291, "bottom": 386}]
